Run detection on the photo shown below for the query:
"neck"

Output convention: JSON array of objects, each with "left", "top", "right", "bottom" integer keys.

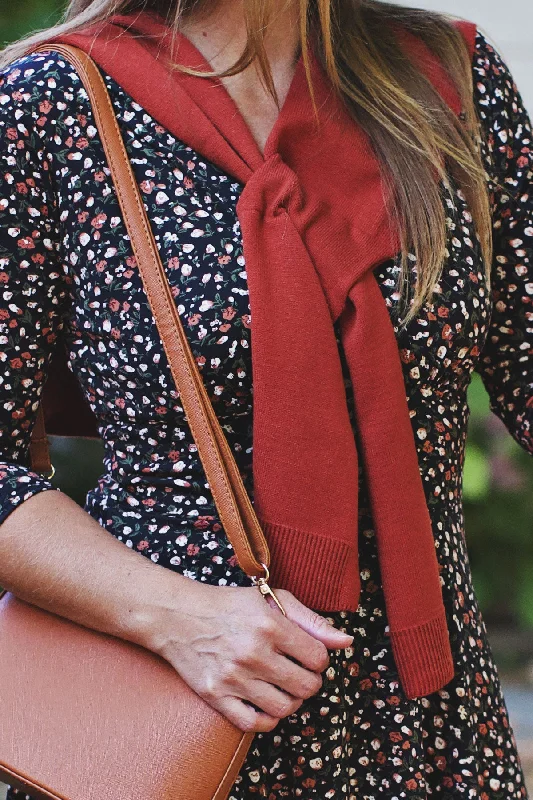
[
  {"left": 179, "top": 0, "right": 301, "bottom": 91},
  {"left": 178, "top": 0, "right": 302, "bottom": 154}
]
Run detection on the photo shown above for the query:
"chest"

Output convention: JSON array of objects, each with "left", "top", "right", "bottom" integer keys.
[{"left": 50, "top": 87, "right": 492, "bottom": 401}]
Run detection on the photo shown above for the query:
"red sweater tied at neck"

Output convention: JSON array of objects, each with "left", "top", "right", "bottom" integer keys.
[{"left": 36, "top": 11, "right": 478, "bottom": 698}]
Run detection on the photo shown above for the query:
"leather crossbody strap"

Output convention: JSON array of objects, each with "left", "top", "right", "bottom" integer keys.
[{"left": 30, "top": 43, "right": 271, "bottom": 581}]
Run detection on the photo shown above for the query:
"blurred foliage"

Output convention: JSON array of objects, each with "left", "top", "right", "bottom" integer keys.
[
  {"left": 464, "top": 373, "right": 533, "bottom": 629},
  {"left": 0, "top": 0, "right": 63, "bottom": 46},
  {"left": 2, "top": 1, "right": 533, "bottom": 632}
]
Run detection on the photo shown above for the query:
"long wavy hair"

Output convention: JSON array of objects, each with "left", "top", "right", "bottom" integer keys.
[{"left": 0, "top": 0, "right": 492, "bottom": 324}]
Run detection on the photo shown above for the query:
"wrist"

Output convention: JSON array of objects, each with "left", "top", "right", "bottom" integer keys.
[{"left": 122, "top": 566, "right": 208, "bottom": 655}]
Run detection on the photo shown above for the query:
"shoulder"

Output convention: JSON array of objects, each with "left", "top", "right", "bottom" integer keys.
[
  {"left": 447, "top": 22, "right": 528, "bottom": 123},
  {"left": 0, "top": 49, "right": 85, "bottom": 115},
  {"left": 468, "top": 28, "right": 532, "bottom": 196},
  {"left": 470, "top": 28, "right": 524, "bottom": 116},
  {"left": 434, "top": 21, "right": 531, "bottom": 143},
  {"left": 0, "top": 49, "right": 93, "bottom": 150},
  {"left": 470, "top": 28, "right": 532, "bottom": 153},
  {"left": 0, "top": 47, "right": 155, "bottom": 149}
]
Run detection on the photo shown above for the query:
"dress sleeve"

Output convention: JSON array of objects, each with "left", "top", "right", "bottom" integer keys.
[
  {"left": 0, "top": 53, "right": 70, "bottom": 523},
  {"left": 472, "top": 31, "right": 533, "bottom": 454}
]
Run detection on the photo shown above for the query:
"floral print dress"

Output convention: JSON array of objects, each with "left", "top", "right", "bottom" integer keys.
[{"left": 0, "top": 25, "right": 532, "bottom": 800}]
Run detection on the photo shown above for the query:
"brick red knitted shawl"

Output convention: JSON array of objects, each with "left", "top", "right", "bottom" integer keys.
[{"left": 40, "top": 11, "right": 477, "bottom": 698}]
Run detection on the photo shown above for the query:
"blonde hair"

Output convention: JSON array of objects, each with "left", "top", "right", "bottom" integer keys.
[{"left": 1, "top": 0, "right": 492, "bottom": 324}]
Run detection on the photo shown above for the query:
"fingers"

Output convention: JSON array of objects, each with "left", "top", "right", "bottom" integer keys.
[
  {"left": 261, "top": 652, "right": 324, "bottom": 700},
  {"left": 242, "top": 679, "right": 304, "bottom": 720},
  {"left": 215, "top": 695, "right": 281, "bottom": 733},
  {"left": 271, "top": 610, "right": 332, "bottom": 672},
  {"left": 274, "top": 590, "right": 354, "bottom": 649},
  {"left": 164, "top": 585, "right": 353, "bottom": 735}
]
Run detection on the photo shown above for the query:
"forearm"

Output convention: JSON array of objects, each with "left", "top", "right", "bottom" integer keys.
[{"left": 0, "top": 488, "right": 186, "bottom": 650}]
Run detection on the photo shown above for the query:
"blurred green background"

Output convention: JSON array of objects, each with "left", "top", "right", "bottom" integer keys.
[
  {"left": 0, "top": 0, "right": 64, "bottom": 44},
  {"left": 2, "top": 0, "right": 533, "bottom": 663}
]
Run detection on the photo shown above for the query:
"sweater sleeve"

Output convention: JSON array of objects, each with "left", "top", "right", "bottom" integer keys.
[
  {"left": 0, "top": 53, "right": 70, "bottom": 524},
  {"left": 472, "top": 31, "right": 533, "bottom": 454}
]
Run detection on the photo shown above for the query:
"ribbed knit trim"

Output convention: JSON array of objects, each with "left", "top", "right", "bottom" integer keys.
[
  {"left": 260, "top": 520, "right": 360, "bottom": 611},
  {"left": 261, "top": 521, "right": 454, "bottom": 699},
  {"left": 389, "top": 611, "right": 455, "bottom": 699}
]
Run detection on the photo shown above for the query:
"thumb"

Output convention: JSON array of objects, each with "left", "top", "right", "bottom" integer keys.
[{"left": 276, "top": 592, "right": 354, "bottom": 649}]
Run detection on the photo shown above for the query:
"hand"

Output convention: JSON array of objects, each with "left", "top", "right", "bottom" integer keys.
[{"left": 147, "top": 581, "right": 354, "bottom": 733}]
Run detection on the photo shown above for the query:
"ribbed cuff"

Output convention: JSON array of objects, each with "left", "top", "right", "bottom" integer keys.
[
  {"left": 260, "top": 518, "right": 361, "bottom": 611},
  {"left": 389, "top": 611, "right": 455, "bottom": 699},
  {"left": 0, "top": 462, "right": 57, "bottom": 527}
]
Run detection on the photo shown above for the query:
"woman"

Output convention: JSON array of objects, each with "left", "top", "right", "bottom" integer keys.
[{"left": 0, "top": 0, "right": 531, "bottom": 797}]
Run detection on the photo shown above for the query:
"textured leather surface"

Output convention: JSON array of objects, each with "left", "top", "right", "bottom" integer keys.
[
  {"left": 0, "top": 41, "right": 280, "bottom": 799},
  {"left": 0, "top": 590, "right": 254, "bottom": 799}
]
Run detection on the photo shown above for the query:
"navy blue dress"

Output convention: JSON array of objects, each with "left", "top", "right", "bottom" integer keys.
[{"left": 0, "top": 28, "right": 531, "bottom": 799}]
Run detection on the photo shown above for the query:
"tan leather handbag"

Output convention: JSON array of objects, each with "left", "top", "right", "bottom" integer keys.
[{"left": 0, "top": 44, "right": 285, "bottom": 800}]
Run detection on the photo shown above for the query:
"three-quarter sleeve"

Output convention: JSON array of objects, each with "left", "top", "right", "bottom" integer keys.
[
  {"left": 473, "top": 31, "right": 533, "bottom": 454},
  {"left": 0, "top": 53, "right": 70, "bottom": 523}
]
